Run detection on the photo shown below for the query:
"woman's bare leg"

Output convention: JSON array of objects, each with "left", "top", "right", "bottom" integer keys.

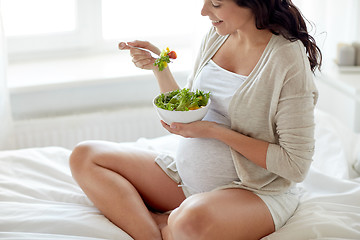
[
  {"left": 69, "top": 140, "right": 186, "bottom": 240},
  {"left": 162, "top": 188, "right": 275, "bottom": 240}
]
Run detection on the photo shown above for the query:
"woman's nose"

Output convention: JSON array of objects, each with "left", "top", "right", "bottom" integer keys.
[{"left": 201, "top": 1, "right": 209, "bottom": 16}]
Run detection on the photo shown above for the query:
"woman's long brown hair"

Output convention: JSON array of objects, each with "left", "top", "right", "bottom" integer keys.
[{"left": 235, "top": 0, "right": 322, "bottom": 72}]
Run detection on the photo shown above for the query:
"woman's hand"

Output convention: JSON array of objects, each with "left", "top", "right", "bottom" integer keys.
[
  {"left": 163, "top": 119, "right": 269, "bottom": 169},
  {"left": 119, "top": 40, "right": 179, "bottom": 93},
  {"left": 160, "top": 120, "right": 220, "bottom": 139},
  {"left": 118, "top": 40, "right": 160, "bottom": 70}
]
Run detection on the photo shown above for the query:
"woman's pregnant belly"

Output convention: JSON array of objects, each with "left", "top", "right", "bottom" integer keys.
[{"left": 175, "top": 137, "right": 239, "bottom": 195}]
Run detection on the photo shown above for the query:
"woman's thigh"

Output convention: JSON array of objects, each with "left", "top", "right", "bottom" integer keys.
[
  {"left": 72, "top": 140, "right": 186, "bottom": 212},
  {"left": 168, "top": 188, "right": 275, "bottom": 240}
]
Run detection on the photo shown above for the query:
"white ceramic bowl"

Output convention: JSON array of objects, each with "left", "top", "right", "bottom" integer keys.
[{"left": 153, "top": 93, "right": 211, "bottom": 125}]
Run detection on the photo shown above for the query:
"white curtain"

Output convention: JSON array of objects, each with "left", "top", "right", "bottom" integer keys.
[
  {"left": 293, "top": 0, "right": 360, "bottom": 65},
  {"left": 0, "top": 2, "right": 13, "bottom": 150}
]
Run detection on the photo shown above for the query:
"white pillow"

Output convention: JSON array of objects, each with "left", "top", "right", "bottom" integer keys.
[{"left": 313, "top": 109, "right": 360, "bottom": 179}]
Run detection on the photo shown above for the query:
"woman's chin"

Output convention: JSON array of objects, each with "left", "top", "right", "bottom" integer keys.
[
  {"left": 213, "top": 26, "right": 231, "bottom": 36},
  {"left": 214, "top": 28, "right": 227, "bottom": 36}
]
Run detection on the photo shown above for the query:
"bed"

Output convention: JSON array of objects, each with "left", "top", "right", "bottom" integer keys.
[{"left": 1, "top": 109, "right": 360, "bottom": 240}]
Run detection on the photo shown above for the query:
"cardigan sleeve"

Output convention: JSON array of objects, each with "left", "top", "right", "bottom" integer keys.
[{"left": 266, "top": 42, "right": 318, "bottom": 183}]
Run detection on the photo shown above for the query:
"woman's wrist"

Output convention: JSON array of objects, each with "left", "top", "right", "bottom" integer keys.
[{"left": 153, "top": 67, "right": 179, "bottom": 93}]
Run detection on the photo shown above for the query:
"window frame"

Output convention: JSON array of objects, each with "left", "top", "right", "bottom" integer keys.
[
  {"left": 5, "top": 0, "right": 103, "bottom": 61},
  {"left": 4, "top": 0, "right": 208, "bottom": 62},
  {"left": 6, "top": 1, "right": 359, "bottom": 64}
]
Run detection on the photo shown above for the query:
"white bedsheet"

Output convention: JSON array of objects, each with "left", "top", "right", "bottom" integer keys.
[
  {"left": 0, "top": 109, "right": 360, "bottom": 240},
  {"left": 264, "top": 169, "right": 360, "bottom": 239},
  {"left": 0, "top": 147, "right": 133, "bottom": 240}
]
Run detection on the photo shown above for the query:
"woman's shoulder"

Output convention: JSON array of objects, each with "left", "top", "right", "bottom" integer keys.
[
  {"left": 266, "top": 34, "right": 310, "bottom": 71},
  {"left": 270, "top": 34, "right": 307, "bottom": 59}
]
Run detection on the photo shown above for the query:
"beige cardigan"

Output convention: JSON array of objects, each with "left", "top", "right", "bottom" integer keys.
[{"left": 186, "top": 27, "right": 318, "bottom": 195}]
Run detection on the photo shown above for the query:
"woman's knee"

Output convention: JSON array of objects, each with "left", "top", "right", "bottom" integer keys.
[
  {"left": 167, "top": 194, "right": 216, "bottom": 239},
  {"left": 69, "top": 140, "right": 100, "bottom": 177}
]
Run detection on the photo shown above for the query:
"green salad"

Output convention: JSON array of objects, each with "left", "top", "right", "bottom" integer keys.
[{"left": 155, "top": 88, "right": 210, "bottom": 111}]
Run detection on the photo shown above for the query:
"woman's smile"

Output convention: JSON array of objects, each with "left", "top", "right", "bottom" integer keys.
[{"left": 211, "top": 20, "right": 223, "bottom": 26}]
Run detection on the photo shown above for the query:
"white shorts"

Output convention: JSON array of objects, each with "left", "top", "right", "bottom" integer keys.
[{"left": 155, "top": 153, "right": 300, "bottom": 230}]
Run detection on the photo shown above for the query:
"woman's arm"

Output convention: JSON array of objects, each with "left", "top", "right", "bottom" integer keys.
[
  {"left": 215, "top": 126, "right": 269, "bottom": 169},
  {"left": 119, "top": 40, "right": 179, "bottom": 93},
  {"left": 161, "top": 121, "right": 269, "bottom": 169},
  {"left": 153, "top": 67, "right": 180, "bottom": 93}
]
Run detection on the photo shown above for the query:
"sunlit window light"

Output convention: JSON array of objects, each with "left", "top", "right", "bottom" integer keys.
[{"left": 1, "top": 0, "right": 76, "bottom": 37}]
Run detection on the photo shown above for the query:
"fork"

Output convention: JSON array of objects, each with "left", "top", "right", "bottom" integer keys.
[{"left": 126, "top": 44, "right": 160, "bottom": 58}]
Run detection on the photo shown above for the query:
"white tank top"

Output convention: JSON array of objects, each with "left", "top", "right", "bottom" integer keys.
[{"left": 176, "top": 60, "right": 247, "bottom": 195}]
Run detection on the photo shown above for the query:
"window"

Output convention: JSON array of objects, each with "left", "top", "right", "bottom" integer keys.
[
  {"left": 2, "top": 0, "right": 76, "bottom": 36},
  {"left": 4, "top": 0, "right": 357, "bottom": 65},
  {"left": 1, "top": 0, "right": 209, "bottom": 61},
  {"left": 102, "top": 0, "right": 206, "bottom": 43},
  {"left": 1, "top": 0, "right": 90, "bottom": 60}
]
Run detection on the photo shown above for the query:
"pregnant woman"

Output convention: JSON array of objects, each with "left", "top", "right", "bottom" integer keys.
[{"left": 70, "top": 0, "right": 322, "bottom": 239}]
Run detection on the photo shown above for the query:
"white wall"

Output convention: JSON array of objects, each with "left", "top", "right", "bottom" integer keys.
[
  {"left": 10, "top": 70, "right": 189, "bottom": 119},
  {"left": 294, "top": 0, "right": 360, "bottom": 65}
]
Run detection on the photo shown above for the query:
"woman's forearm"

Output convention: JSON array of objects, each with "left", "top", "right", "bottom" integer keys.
[
  {"left": 153, "top": 67, "right": 180, "bottom": 93},
  {"left": 162, "top": 120, "right": 269, "bottom": 169},
  {"left": 211, "top": 124, "right": 269, "bottom": 169}
]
